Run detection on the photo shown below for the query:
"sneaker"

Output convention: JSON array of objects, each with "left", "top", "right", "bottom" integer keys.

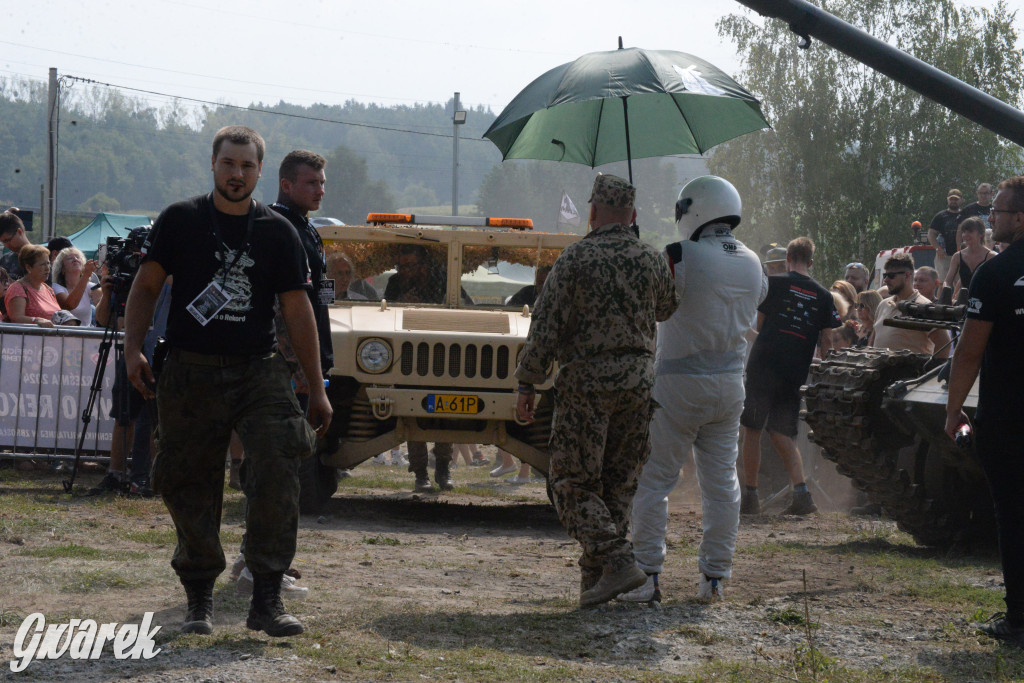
[
  {"left": 490, "top": 463, "right": 517, "bottom": 478},
  {"left": 86, "top": 472, "right": 124, "bottom": 496},
  {"left": 697, "top": 574, "right": 724, "bottom": 601},
  {"left": 617, "top": 573, "right": 661, "bottom": 603},
  {"left": 507, "top": 475, "right": 533, "bottom": 484},
  {"left": 740, "top": 491, "right": 760, "bottom": 515},
  {"left": 579, "top": 564, "right": 648, "bottom": 608},
  {"left": 229, "top": 553, "right": 247, "bottom": 581},
  {"left": 236, "top": 567, "right": 309, "bottom": 600},
  {"left": 372, "top": 454, "right": 388, "bottom": 465},
  {"left": 470, "top": 455, "right": 489, "bottom": 467},
  {"left": 784, "top": 490, "right": 818, "bottom": 516},
  {"left": 129, "top": 480, "right": 154, "bottom": 498},
  {"left": 391, "top": 455, "right": 409, "bottom": 467}
]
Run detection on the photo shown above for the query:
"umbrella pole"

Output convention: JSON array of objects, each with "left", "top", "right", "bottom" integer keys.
[{"left": 621, "top": 96, "right": 633, "bottom": 183}]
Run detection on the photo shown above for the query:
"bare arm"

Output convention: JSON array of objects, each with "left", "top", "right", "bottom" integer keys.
[
  {"left": 57, "top": 260, "right": 99, "bottom": 311},
  {"left": 929, "top": 328, "right": 952, "bottom": 359},
  {"left": 943, "top": 252, "right": 960, "bottom": 287},
  {"left": 124, "top": 261, "right": 167, "bottom": 398},
  {"left": 944, "top": 317, "right": 991, "bottom": 439},
  {"left": 927, "top": 228, "right": 940, "bottom": 251},
  {"left": 7, "top": 288, "right": 54, "bottom": 327},
  {"left": 278, "top": 288, "right": 332, "bottom": 433}
]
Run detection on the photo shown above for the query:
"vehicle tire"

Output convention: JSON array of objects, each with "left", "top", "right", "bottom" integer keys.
[{"left": 298, "top": 453, "right": 339, "bottom": 515}]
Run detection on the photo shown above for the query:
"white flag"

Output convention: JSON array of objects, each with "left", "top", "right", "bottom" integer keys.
[{"left": 558, "top": 191, "right": 580, "bottom": 226}]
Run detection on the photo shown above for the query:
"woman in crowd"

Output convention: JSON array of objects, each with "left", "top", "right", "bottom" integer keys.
[
  {"left": 830, "top": 280, "right": 858, "bottom": 321},
  {"left": 854, "top": 289, "right": 883, "bottom": 346},
  {"left": 4, "top": 244, "right": 61, "bottom": 327},
  {"left": 51, "top": 246, "right": 99, "bottom": 326},
  {"left": 943, "top": 216, "right": 994, "bottom": 302}
]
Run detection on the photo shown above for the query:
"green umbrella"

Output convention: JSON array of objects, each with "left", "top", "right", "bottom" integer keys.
[{"left": 483, "top": 42, "right": 770, "bottom": 182}]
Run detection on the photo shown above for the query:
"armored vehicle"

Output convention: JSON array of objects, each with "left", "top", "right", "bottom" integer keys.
[
  {"left": 301, "top": 214, "right": 580, "bottom": 512},
  {"left": 735, "top": 0, "right": 1024, "bottom": 547}
]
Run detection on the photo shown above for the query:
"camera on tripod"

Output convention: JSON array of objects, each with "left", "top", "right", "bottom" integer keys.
[{"left": 101, "top": 226, "right": 151, "bottom": 309}]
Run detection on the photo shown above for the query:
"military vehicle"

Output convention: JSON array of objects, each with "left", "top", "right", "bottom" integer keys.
[
  {"left": 735, "top": 0, "right": 1024, "bottom": 547},
  {"left": 301, "top": 214, "right": 579, "bottom": 512}
]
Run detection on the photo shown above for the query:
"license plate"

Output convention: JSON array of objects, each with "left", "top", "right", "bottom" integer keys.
[{"left": 425, "top": 394, "right": 481, "bottom": 414}]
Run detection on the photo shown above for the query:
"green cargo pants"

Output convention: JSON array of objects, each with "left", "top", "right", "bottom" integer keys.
[{"left": 152, "top": 350, "right": 316, "bottom": 581}]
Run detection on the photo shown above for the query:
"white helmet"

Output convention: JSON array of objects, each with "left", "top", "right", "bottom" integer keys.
[{"left": 674, "top": 175, "right": 742, "bottom": 238}]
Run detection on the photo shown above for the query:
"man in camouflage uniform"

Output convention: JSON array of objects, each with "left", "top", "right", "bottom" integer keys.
[
  {"left": 515, "top": 174, "right": 678, "bottom": 608},
  {"left": 125, "top": 126, "right": 332, "bottom": 637}
]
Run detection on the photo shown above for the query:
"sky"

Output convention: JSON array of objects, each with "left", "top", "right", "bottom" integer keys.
[{"left": 2, "top": 1, "right": 1022, "bottom": 119}]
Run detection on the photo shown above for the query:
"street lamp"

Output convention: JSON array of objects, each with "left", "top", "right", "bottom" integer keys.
[{"left": 452, "top": 92, "right": 467, "bottom": 216}]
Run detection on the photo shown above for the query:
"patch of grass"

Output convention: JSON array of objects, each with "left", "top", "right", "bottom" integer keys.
[
  {"left": 16, "top": 542, "right": 147, "bottom": 561},
  {"left": 668, "top": 624, "right": 721, "bottom": 645},
  {"left": 124, "top": 528, "right": 177, "bottom": 545},
  {"left": 766, "top": 607, "right": 819, "bottom": 629},
  {"left": 61, "top": 568, "right": 145, "bottom": 593},
  {"left": 362, "top": 534, "right": 402, "bottom": 546}
]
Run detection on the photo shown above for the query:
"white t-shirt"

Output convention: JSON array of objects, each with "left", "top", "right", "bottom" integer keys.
[{"left": 52, "top": 282, "right": 94, "bottom": 326}]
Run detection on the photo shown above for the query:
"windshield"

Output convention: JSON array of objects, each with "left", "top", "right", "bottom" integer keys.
[
  {"left": 460, "top": 246, "right": 562, "bottom": 307},
  {"left": 325, "top": 240, "right": 449, "bottom": 304}
]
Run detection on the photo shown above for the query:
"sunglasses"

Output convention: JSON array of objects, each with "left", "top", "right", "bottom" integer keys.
[
  {"left": 882, "top": 271, "right": 908, "bottom": 280},
  {"left": 845, "top": 262, "right": 866, "bottom": 270}
]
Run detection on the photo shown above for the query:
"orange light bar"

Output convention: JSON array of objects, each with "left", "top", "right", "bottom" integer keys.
[
  {"left": 367, "top": 213, "right": 413, "bottom": 224},
  {"left": 486, "top": 217, "right": 534, "bottom": 229}
]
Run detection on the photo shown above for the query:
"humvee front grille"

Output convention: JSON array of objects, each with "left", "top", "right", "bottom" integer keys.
[{"left": 397, "top": 342, "right": 516, "bottom": 379}]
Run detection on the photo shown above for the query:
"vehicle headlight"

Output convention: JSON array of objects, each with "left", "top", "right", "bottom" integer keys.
[{"left": 357, "top": 338, "right": 392, "bottom": 374}]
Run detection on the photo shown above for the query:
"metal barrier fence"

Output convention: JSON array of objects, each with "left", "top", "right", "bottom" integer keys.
[{"left": 0, "top": 322, "right": 117, "bottom": 461}]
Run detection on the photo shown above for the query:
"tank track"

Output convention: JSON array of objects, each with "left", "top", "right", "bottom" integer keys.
[{"left": 801, "top": 347, "right": 986, "bottom": 547}]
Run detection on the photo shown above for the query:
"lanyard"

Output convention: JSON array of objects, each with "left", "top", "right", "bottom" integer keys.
[
  {"left": 208, "top": 194, "right": 256, "bottom": 287},
  {"left": 271, "top": 202, "right": 326, "bottom": 272}
]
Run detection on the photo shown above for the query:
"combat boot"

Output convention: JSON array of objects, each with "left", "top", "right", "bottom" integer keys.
[
  {"left": 180, "top": 578, "right": 215, "bottom": 634},
  {"left": 247, "top": 572, "right": 304, "bottom": 637},
  {"left": 434, "top": 461, "right": 454, "bottom": 491},
  {"left": 413, "top": 469, "right": 434, "bottom": 493}
]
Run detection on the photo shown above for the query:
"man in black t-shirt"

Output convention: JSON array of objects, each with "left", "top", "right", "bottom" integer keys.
[
  {"left": 271, "top": 150, "right": 333, "bottom": 381},
  {"left": 740, "top": 237, "right": 841, "bottom": 516},
  {"left": 959, "top": 182, "right": 994, "bottom": 248},
  {"left": 124, "top": 126, "right": 332, "bottom": 639},
  {"left": 946, "top": 176, "right": 1024, "bottom": 649},
  {"left": 928, "top": 188, "right": 963, "bottom": 282}
]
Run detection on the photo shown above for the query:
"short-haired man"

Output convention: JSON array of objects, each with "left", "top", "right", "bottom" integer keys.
[
  {"left": 125, "top": 125, "right": 331, "bottom": 638},
  {"left": 928, "top": 189, "right": 963, "bottom": 282},
  {"left": 913, "top": 266, "right": 941, "bottom": 301},
  {"left": 625, "top": 176, "right": 766, "bottom": 603},
  {"left": 872, "top": 253, "right": 950, "bottom": 356},
  {"left": 843, "top": 262, "right": 870, "bottom": 294},
  {"left": 272, "top": 150, "right": 334, "bottom": 385},
  {"left": 740, "top": 237, "right": 841, "bottom": 516},
  {"left": 946, "top": 175, "right": 1024, "bottom": 648},
  {"left": 961, "top": 183, "right": 994, "bottom": 223},
  {"left": 0, "top": 211, "right": 31, "bottom": 279},
  {"left": 515, "top": 173, "right": 678, "bottom": 608}
]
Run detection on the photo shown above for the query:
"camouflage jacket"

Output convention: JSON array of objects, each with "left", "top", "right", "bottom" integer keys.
[{"left": 515, "top": 222, "right": 678, "bottom": 393}]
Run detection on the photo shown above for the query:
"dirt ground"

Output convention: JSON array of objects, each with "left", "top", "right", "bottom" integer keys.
[{"left": 1, "top": 447, "right": 1022, "bottom": 682}]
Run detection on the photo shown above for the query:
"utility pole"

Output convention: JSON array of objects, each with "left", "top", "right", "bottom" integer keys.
[
  {"left": 44, "top": 67, "right": 58, "bottom": 240},
  {"left": 451, "top": 92, "right": 466, "bottom": 216}
]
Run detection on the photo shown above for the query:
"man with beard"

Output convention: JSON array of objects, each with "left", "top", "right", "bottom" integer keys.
[
  {"left": 872, "top": 254, "right": 950, "bottom": 357},
  {"left": 843, "top": 262, "right": 870, "bottom": 294},
  {"left": 125, "top": 126, "right": 331, "bottom": 637},
  {"left": 946, "top": 176, "right": 1024, "bottom": 649}
]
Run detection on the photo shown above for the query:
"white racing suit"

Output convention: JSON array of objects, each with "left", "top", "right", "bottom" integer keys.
[{"left": 631, "top": 223, "right": 767, "bottom": 579}]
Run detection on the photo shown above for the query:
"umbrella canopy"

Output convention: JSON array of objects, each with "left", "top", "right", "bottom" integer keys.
[{"left": 483, "top": 46, "right": 770, "bottom": 178}]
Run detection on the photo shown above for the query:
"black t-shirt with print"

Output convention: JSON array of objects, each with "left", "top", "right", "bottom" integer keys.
[
  {"left": 143, "top": 194, "right": 310, "bottom": 356},
  {"left": 966, "top": 239, "right": 1024, "bottom": 421},
  {"left": 747, "top": 271, "right": 842, "bottom": 385},
  {"left": 961, "top": 202, "right": 991, "bottom": 222}
]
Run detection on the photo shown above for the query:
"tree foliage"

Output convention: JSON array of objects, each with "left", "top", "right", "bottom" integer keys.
[
  {"left": 709, "top": 0, "right": 1024, "bottom": 279},
  {"left": 319, "top": 144, "right": 396, "bottom": 224}
]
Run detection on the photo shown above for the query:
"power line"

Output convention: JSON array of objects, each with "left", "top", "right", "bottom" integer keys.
[{"left": 62, "top": 74, "right": 494, "bottom": 143}]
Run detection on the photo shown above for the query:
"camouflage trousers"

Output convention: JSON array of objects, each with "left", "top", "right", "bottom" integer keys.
[
  {"left": 407, "top": 441, "right": 453, "bottom": 474},
  {"left": 548, "top": 386, "right": 655, "bottom": 577},
  {"left": 152, "top": 351, "right": 316, "bottom": 581}
]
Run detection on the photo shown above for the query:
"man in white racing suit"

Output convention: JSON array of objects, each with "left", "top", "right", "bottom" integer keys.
[{"left": 621, "top": 176, "right": 767, "bottom": 603}]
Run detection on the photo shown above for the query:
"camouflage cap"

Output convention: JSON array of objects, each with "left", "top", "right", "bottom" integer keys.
[{"left": 589, "top": 173, "right": 636, "bottom": 209}]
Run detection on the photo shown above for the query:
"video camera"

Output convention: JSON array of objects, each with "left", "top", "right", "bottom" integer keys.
[{"left": 99, "top": 225, "right": 151, "bottom": 310}]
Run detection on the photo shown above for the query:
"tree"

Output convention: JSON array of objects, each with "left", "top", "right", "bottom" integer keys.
[
  {"left": 710, "top": 0, "right": 1024, "bottom": 279},
  {"left": 78, "top": 192, "right": 120, "bottom": 213},
  {"left": 318, "top": 144, "right": 396, "bottom": 224}
]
